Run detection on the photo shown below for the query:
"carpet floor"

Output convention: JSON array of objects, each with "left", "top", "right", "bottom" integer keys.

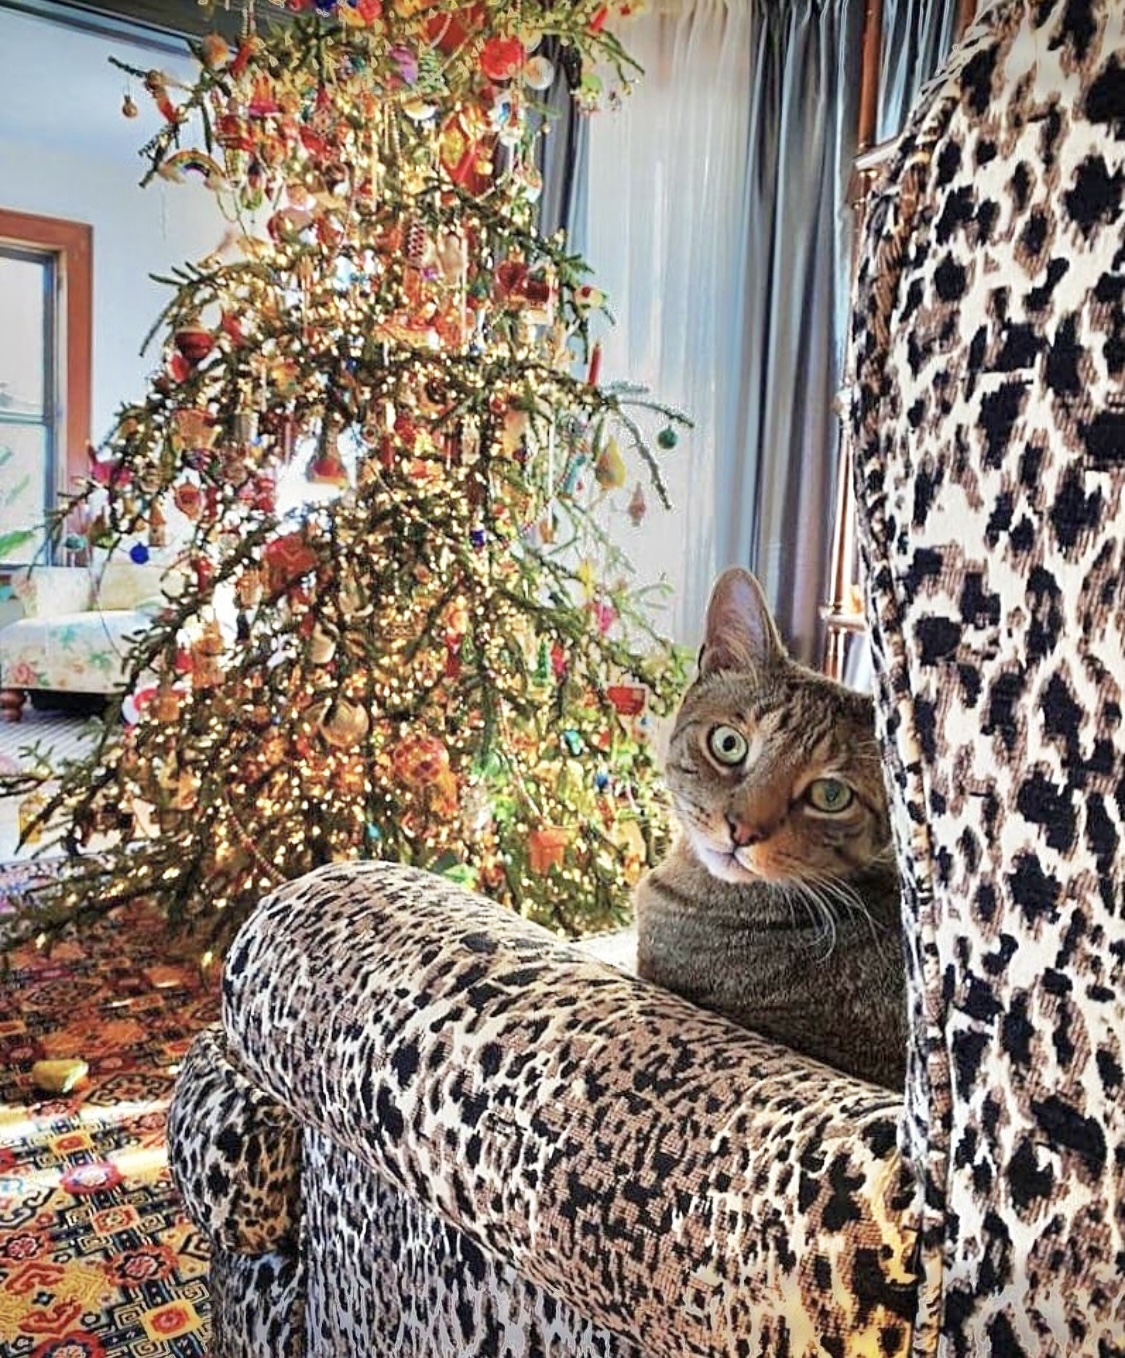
[{"left": 0, "top": 862, "right": 219, "bottom": 1356}]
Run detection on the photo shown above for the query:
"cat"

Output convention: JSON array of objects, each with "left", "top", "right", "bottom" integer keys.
[{"left": 634, "top": 566, "right": 906, "bottom": 1090}]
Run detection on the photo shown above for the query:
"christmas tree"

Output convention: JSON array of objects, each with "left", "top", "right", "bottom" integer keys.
[{"left": 3, "top": 0, "right": 689, "bottom": 958}]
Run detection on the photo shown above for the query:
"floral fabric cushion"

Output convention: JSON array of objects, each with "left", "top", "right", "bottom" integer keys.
[{"left": 0, "top": 611, "right": 149, "bottom": 695}]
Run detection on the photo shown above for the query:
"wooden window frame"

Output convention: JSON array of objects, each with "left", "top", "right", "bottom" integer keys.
[{"left": 0, "top": 208, "right": 93, "bottom": 522}]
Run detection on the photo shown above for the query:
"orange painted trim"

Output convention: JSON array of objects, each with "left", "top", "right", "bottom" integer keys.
[
  {"left": 0, "top": 208, "right": 93, "bottom": 493},
  {"left": 955, "top": 0, "right": 979, "bottom": 41}
]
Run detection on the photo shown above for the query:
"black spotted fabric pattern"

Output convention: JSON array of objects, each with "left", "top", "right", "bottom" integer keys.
[
  {"left": 206, "top": 1245, "right": 305, "bottom": 1358},
  {"left": 173, "top": 860, "right": 920, "bottom": 1357},
  {"left": 849, "top": 0, "right": 1125, "bottom": 1352},
  {"left": 167, "top": 1023, "right": 302, "bottom": 1256},
  {"left": 301, "top": 1129, "right": 648, "bottom": 1356}
]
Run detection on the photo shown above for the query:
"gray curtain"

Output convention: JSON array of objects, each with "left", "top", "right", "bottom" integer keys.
[
  {"left": 877, "top": 0, "right": 962, "bottom": 143},
  {"left": 722, "top": 0, "right": 961, "bottom": 664},
  {"left": 721, "top": 0, "right": 863, "bottom": 663}
]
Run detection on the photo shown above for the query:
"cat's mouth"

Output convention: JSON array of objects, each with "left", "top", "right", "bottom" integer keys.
[{"left": 694, "top": 840, "right": 771, "bottom": 885}]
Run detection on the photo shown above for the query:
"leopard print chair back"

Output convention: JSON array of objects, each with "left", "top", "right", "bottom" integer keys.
[{"left": 850, "top": 0, "right": 1125, "bottom": 1350}]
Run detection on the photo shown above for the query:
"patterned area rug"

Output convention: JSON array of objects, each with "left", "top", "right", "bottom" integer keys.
[{"left": 0, "top": 864, "right": 219, "bottom": 1356}]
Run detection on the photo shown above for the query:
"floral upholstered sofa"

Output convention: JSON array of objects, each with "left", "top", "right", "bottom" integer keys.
[
  {"left": 167, "top": 3, "right": 1124, "bottom": 1355},
  {"left": 0, "top": 562, "right": 168, "bottom": 721}
]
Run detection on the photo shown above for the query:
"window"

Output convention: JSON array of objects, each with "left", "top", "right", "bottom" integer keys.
[{"left": 0, "top": 210, "right": 92, "bottom": 566}]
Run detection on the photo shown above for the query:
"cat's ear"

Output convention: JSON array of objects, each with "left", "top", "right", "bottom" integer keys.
[{"left": 698, "top": 568, "right": 787, "bottom": 675}]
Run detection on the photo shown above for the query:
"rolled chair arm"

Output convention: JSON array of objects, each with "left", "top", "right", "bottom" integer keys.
[
  {"left": 220, "top": 861, "right": 923, "bottom": 1358},
  {"left": 167, "top": 1023, "right": 302, "bottom": 1256}
]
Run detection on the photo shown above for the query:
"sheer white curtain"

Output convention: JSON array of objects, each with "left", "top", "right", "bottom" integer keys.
[
  {"left": 575, "top": 0, "right": 756, "bottom": 649},
  {"left": 578, "top": 0, "right": 863, "bottom": 661}
]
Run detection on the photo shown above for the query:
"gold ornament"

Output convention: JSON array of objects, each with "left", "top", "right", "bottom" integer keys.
[
  {"left": 309, "top": 622, "right": 338, "bottom": 665},
  {"left": 318, "top": 697, "right": 371, "bottom": 749}
]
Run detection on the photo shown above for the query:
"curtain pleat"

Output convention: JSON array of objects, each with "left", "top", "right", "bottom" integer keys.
[
  {"left": 727, "top": 0, "right": 862, "bottom": 662},
  {"left": 877, "top": 0, "right": 961, "bottom": 143},
  {"left": 578, "top": 0, "right": 961, "bottom": 664}
]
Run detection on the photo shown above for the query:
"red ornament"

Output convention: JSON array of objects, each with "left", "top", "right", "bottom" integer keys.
[
  {"left": 607, "top": 683, "right": 647, "bottom": 717},
  {"left": 263, "top": 531, "right": 317, "bottom": 593},
  {"left": 394, "top": 412, "right": 418, "bottom": 448},
  {"left": 252, "top": 475, "right": 277, "bottom": 512},
  {"left": 425, "top": 3, "right": 485, "bottom": 54},
  {"left": 215, "top": 112, "right": 255, "bottom": 151},
  {"left": 587, "top": 341, "right": 603, "bottom": 387},
  {"left": 173, "top": 322, "right": 214, "bottom": 368},
  {"left": 88, "top": 444, "right": 132, "bottom": 489},
  {"left": 306, "top": 452, "right": 349, "bottom": 488},
  {"left": 480, "top": 36, "right": 526, "bottom": 83},
  {"left": 169, "top": 352, "right": 193, "bottom": 383},
  {"left": 229, "top": 35, "right": 259, "bottom": 79},
  {"left": 439, "top": 109, "right": 494, "bottom": 194},
  {"left": 173, "top": 483, "right": 203, "bottom": 519},
  {"left": 495, "top": 258, "right": 530, "bottom": 304}
]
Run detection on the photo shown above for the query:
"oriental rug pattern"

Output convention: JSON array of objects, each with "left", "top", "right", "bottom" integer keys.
[{"left": 0, "top": 865, "right": 218, "bottom": 1357}]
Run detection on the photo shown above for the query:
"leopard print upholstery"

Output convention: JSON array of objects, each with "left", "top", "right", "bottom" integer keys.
[
  {"left": 167, "top": 1025, "right": 301, "bottom": 1256},
  {"left": 204, "top": 1246, "right": 305, "bottom": 1358},
  {"left": 168, "top": 2, "right": 1125, "bottom": 1352},
  {"left": 166, "top": 1027, "right": 306, "bottom": 1356},
  {"left": 849, "top": 0, "right": 1125, "bottom": 1351},
  {"left": 174, "top": 860, "right": 919, "bottom": 1357}
]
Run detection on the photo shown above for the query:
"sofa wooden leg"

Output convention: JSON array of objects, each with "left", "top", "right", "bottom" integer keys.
[{"left": 0, "top": 688, "right": 27, "bottom": 722}]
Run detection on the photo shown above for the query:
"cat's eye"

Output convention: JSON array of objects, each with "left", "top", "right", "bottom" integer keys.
[
  {"left": 805, "top": 778, "right": 854, "bottom": 813},
  {"left": 707, "top": 725, "right": 748, "bottom": 767}
]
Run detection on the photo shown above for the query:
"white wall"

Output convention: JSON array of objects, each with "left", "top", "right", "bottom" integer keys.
[{"left": 0, "top": 7, "right": 223, "bottom": 443}]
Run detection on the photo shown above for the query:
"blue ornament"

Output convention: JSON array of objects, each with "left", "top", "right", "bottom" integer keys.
[
  {"left": 129, "top": 543, "right": 150, "bottom": 564},
  {"left": 594, "top": 770, "right": 611, "bottom": 792},
  {"left": 563, "top": 730, "right": 584, "bottom": 756},
  {"left": 470, "top": 526, "right": 487, "bottom": 550}
]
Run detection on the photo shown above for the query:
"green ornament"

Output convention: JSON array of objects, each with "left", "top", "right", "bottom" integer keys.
[{"left": 656, "top": 425, "right": 679, "bottom": 450}]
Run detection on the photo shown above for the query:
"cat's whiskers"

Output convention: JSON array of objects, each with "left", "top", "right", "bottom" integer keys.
[
  {"left": 800, "top": 868, "right": 897, "bottom": 960},
  {"left": 788, "top": 883, "right": 837, "bottom": 958}
]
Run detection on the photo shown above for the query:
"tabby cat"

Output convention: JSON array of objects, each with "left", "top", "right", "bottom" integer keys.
[{"left": 635, "top": 567, "right": 906, "bottom": 1089}]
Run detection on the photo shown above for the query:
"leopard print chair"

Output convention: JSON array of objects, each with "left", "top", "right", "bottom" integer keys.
[{"left": 167, "top": 3, "right": 1125, "bottom": 1353}]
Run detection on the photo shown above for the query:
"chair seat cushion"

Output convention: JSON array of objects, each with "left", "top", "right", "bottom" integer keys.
[{"left": 0, "top": 610, "right": 149, "bottom": 694}]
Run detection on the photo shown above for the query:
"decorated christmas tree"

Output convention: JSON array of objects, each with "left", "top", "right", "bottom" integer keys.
[{"left": 3, "top": 0, "right": 689, "bottom": 957}]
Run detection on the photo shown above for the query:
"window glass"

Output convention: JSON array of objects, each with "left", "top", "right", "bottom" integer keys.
[
  {"left": 0, "top": 252, "right": 48, "bottom": 415},
  {"left": 0, "top": 422, "right": 48, "bottom": 562},
  {"left": 0, "top": 247, "right": 54, "bottom": 565}
]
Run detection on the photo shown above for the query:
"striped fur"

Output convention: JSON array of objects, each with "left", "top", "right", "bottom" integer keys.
[{"left": 635, "top": 568, "right": 906, "bottom": 1088}]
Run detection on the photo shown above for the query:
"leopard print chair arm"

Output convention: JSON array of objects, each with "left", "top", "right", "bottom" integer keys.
[
  {"left": 166, "top": 1025, "right": 305, "bottom": 1358},
  {"left": 167, "top": 1025, "right": 302, "bottom": 1256},
  {"left": 212, "top": 859, "right": 921, "bottom": 1358},
  {"left": 848, "top": 1, "right": 1125, "bottom": 1351}
]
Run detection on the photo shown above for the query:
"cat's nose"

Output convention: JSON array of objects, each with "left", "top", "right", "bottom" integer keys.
[{"left": 727, "top": 816, "right": 764, "bottom": 848}]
